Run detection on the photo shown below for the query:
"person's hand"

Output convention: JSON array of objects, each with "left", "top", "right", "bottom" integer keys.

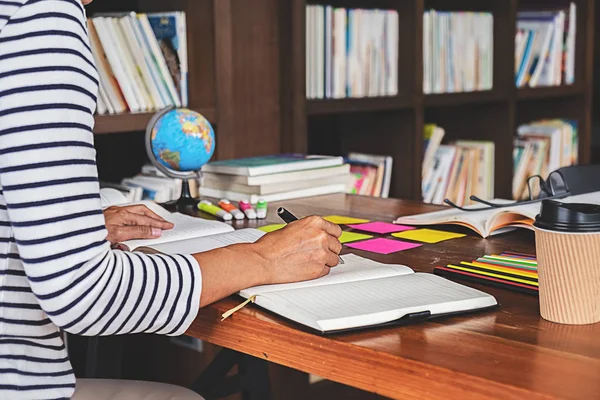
[
  {"left": 252, "top": 216, "right": 343, "bottom": 285},
  {"left": 103, "top": 205, "right": 174, "bottom": 245}
]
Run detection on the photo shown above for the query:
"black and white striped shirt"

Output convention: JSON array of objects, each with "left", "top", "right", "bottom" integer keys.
[{"left": 0, "top": 1, "right": 201, "bottom": 398}]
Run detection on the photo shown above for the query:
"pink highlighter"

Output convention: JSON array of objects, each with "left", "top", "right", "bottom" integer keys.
[{"left": 239, "top": 200, "right": 257, "bottom": 219}]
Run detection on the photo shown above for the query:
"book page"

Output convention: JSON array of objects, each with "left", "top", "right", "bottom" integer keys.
[
  {"left": 255, "top": 273, "right": 496, "bottom": 332},
  {"left": 241, "top": 254, "right": 414, "bottom": 298},
  {"left": 121, "top": 201, "right": 234, "bottom": 250},
  {"left": 142, "top": 228, "right": 265, "bottom": 254}
]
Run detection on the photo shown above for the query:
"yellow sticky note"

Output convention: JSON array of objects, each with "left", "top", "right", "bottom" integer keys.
[
  {"left": 392, "top": 228, "right": 466, "bottom": 244},
  {"left": 339, "top": 231, "right": 373, "bottom": 244},
  {"left": 323, "top": 215, "right": 370, "bottom": 225},
  {"left": 258, "top": 224, "right": 285, "bottom": 233}
]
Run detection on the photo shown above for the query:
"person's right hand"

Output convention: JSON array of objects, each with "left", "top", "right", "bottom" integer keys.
[{"left": 252, "top": 216, "right": 343, "bottom": 285}]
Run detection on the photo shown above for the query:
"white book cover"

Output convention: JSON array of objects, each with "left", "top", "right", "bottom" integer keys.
[
  {"left": 316, "top": 5, "right": 325, "bottom": 99},
  {"left": 566, "top": 3, "right": 576, "bottom": 84},
  {"left": 138, "top": 14, "right": 182, "bottom": 107},
  {"left": 88, "top": 19, "right": 126, "bottom": 113},
  {"left": 92, "top": 17, "right": 141, "bottom": 112},
  {"left": 129, "top": 13, "right": 173, "bottom": 107},
  {"left": 333, "top": 8, "right": 347, "bottom": 99},
  {"left": 423, "top": 12, "right": 430, "bottom": 94},
  {"left": 325, "top": 5, "right": 332, "bottom": 98},
  {"left": 96, "top": 85, "right": 108, "bottom": 115},
  {"left": 119, "top": 17, "right": 164, "bottom": 109},
  {"left": 200, "top": 183, "right": 347, "bottom": 204},
  {"left": 306, "top": 5, "right": 311, "bottom": 99},
  {"left": 108, "top": 18, "right": 150, "bottom": 111}
]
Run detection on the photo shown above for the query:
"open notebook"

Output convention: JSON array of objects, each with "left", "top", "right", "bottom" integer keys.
[
  {"left": 394, "top": 191, "right": 600, "bottom": 238},
  {"left": 148, "top": 235, "right": 498, "bottom": 334}
]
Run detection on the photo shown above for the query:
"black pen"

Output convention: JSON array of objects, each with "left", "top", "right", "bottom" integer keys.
[{"left": 277, "top": 207, "right": 345, "bottom": 265}]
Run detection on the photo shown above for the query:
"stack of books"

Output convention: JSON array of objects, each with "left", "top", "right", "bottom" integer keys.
[
  {"left": 346, "top": 153, "right": 393, "bottom": 198},
  {"left": 513, "top": 119, "right": 578, "bottom": 199},
  {"left": 88, "top": 12, "right": 188, "bottom": 115},
  {"left": 423, "top": 10, "right": 494, "bottom": 94},
  {"left": 305, "top": 6, "right": 399, "bottom": 99},
  {"left": 422, "top": 124, "right": 495, "bottom": 206},
  {"left": 199, "top": 155, "right": 351, "bottom": 203},
  {"left": 515, "top": 3, "right": 576, "bottom": 88}
]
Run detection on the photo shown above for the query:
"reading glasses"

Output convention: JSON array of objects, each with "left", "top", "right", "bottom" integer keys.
[{"left": 444, "top": 170, "right": 571, "bottom": 212}]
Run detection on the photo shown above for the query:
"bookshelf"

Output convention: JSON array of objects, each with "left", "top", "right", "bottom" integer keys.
[
  {"left": 280, "top": 0, "right": 595, "bottom": 200},
  {"left": 87, "top": 0, "right": 284, "bottom": 182}
]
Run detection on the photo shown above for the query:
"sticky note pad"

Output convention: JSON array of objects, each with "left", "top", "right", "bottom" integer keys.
[
  {"left": 346, "top": 238, "right": 422, "bottom": 255},
  {"left": 323, "top": 215, "right": 370, "bottom": 225},
  {"left": 339, "top": 231, "right": 373, "bottom": 244},
  {"left": 258, "top": 224, "right": 285, "bottom": 233},
  {"left": 392, "top": 229, "right": 466, "bottom": 244},
  {"left": 348, "top": 221, "right": 415, "bottom": 234}
]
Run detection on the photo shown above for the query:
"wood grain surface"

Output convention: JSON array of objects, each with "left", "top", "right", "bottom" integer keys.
[{"left": 185, "top": 194, "right": 600, "bottom": 400}]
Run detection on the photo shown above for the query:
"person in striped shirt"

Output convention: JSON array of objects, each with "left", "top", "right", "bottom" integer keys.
[{"left": 0, "top": 0, "right": 343, "bottom": 398}]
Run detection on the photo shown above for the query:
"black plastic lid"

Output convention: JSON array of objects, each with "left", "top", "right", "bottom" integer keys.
[{"left": 534, "top": 199, "right": 600, "bottom": 232}]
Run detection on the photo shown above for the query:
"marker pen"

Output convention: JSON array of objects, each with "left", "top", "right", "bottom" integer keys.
[
  {"left": 218, "top": 199, "right": 245, "bottom": 220},
  {"left": 239, "top": 200, "right": 257, "bottom": 219},
  {"left": 256, "top": 199, "right": 268, "bottom": 219},
  {"left": 198, "top": 200, "right": 233, "bottom": 221}
]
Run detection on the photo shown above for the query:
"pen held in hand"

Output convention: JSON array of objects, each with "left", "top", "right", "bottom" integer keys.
[{"left": 277, "top": 207, "right": 345, "bottom": 265}]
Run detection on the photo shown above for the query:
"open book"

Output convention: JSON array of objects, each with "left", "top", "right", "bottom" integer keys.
[
  {"left": 149, "top": 237, "right": 497, "bottom": 334},
  {"left": 113, "top": 201, "right": 249, "bottom": 252},
  {"left": 394, "top": 191, "right": 600, "bottom": 238}
]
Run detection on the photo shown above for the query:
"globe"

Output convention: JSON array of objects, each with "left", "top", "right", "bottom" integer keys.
[{"left": 145, "top": 107, "right": 215, "bottom": 209}]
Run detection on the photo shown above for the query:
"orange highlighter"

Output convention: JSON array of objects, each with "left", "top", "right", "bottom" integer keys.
[{"left": 218, "top": 199, "right": 245, "bottom": 220}]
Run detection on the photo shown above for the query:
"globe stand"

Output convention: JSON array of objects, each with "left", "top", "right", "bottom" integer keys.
[{"left": 161, "top": 180, "right": 199, "bottom": 212}]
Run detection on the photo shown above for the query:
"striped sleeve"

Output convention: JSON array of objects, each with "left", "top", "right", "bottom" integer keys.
[{"left": 0, "top": 0, "right": 201, "bottom": 336}]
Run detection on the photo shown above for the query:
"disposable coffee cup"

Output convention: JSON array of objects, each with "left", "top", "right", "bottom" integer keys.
[{"left": 533, "top": 200, "right": 600, "bottom": 325}]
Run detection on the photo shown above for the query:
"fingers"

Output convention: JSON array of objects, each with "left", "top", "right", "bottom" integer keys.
[
  {"left": 123, "top": 205, "right": 174, "bottom": 229},
  {"left": 306, "top": 216, "right": 342, "bottom": 238},
  {"left": 122, "top": 211, "right": 173, "bottom": 230},
  {"left": 325, "top": 250, "right": 340, "bottom": 267},
  {"left": 109, "top": 225, "right": 162, "bottom": 243},
  {"left": 327, "top": 234, "right": 343, "bottom": 256}
]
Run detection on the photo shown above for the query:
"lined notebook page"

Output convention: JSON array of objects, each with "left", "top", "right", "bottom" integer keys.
[
  {"left": 146, "top": 228, "right": 265, "bottom": 254},
  {"left": 123, "top": 202, "right": 235, "bottom": 250},
  {"left": 256, "top": 273, "right": 497, "bottom": 332},
  {"left": 241, "top": 254, "right": 414, "bottom": 297}
]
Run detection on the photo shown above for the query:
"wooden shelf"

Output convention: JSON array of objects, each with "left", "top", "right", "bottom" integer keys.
[
  {"left": 424, "top": 90, "right": 507, "bottom": 107},
  {"left": 517, "top": 84, "right": 584, "bottom": 100},
  {"left": 307, "top": 96, "right": 414, "bottom": 116},
  {"left": 93, "top": 108, "right": 217, "bottom": 135}
]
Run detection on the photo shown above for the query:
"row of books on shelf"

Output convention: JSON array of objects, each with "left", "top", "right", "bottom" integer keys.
[
  {"left": 421, "top": 119, "right": 578, "bottom": 206},
  {"left": 513, "top": 119, "right": 578, "bottom": 199},
  {"left": 106, "top": 154, "right": 394, "bottom": 205},
  {"left": 423, "top": 10, "right": 494, "bottom": 94},
  {"left": 422, "top": 125, "right": 495, "bottom": 206},
  {"left": 89, "top": 11, "right": 188, "bottom": 115},
  {"left": 305, "top": 6, "right": 399, "bottom": 100},
  {"left": 515, "top": 3, "right": 576, "bottom": 88}
]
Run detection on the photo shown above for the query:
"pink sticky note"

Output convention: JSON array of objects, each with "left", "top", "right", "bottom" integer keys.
[
  {"left": 345, "top": 238, "right": 422, "bottom": 255},
  {"left": 348, "top": 221, "right": 415, "bottom": 234}
]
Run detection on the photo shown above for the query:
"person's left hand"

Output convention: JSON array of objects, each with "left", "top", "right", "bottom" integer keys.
[{"left": 103, "top": 205, "right": 174, "bottom": 245}]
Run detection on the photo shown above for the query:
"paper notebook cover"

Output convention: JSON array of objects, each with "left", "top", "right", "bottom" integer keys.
[
  {"left": 201, "top": 154, "right": 345, "bottom": 176},
  {"left": 237, "top": 254, "right": 498, "bottom": 333}
]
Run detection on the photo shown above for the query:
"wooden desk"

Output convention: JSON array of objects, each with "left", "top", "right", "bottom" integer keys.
[{"left": 187, "top": 194, "right": 600, "bottom": 400}]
